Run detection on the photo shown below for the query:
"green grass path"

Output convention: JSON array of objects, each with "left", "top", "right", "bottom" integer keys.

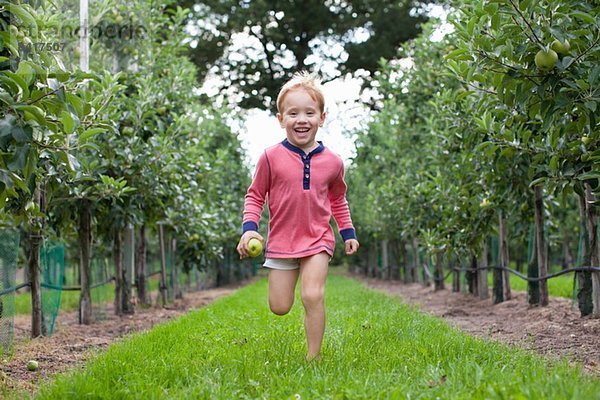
[{"left": 32, "top": 275, "right": 599, "bottom": 399}]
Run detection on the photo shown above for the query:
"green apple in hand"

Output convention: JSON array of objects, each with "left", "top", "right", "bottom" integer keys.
[{"left": 247, "top": 238, "right": 263, "bottom": 258}]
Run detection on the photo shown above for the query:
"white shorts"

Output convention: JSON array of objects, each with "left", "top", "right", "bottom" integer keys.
[
  {"left": 263, "top": 254, "right": 332, "bottom": 270},
  {"left": 263, "top": 257, "right": 301, "bottom": 271}
]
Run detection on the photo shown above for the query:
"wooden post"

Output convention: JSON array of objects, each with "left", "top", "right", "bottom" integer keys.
[
  {"left": 577, "top": 193, "right": 593, "bottom": 316},
  {"left": 533, "top": 185, "right": 549, "bottom": 306},
  {"left": 78, "top": 199, "right": 93, "bottom": 324},
  {"left": 584, "top": 184, "right": 600, "bottom": 318},
  {"left": 478, "top": 243, "right": 489, "bottom": 300},
  {"left": 29, "top": 187, "right": 42, "bottom": 337},
  {"left": 158, "top": 224, "right": 168, "bottom": 306}
]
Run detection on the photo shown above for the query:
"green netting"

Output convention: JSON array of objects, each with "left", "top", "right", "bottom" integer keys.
[
  {"left": 166, "top": 243, "right": 174, "bottom": 302},
  {"left": 40, "top": 241, "right": 65, "bottom": 335},
  {"left": 0, "top": 229, "right": 19, "bottom": 356},
  {"left": 571, "top": 228, "right": 586, "bottom": 307},
  {"left": 91, "top": 257, "right": 111, "bottom": 321}
]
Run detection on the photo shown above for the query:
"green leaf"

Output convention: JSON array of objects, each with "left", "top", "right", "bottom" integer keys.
[
  {"left": 549, "top": 155, "right": 558, "bottom": 172},
  {"left": 570, "top": 11, "right": 597, "bottom": 25},
  {"left": 79, "top": 127, "right": 105, "bottom": 143},
  {"left": 4, "top": 71, "right": 30, "bottom": 101},
  {"left": 7, "top": 144, "right": 30, "bottom": 172},
  {"left": 13, "top": 104, "right": 46, "bottom": 126},
  {"left": 5, "top": 4, "right": 39, "bottom": 35},
  {"left": 60, "top": 110, "right": 77, "bottom": 134},
  {"left": 577, "top": 171, "right": 600, "bottom": 181},
  {"left": 584, "top": 101, "right": 597, "bottom": 113},
  {"left": 529, "top": 177, "right": 547, "bottom": 187}
]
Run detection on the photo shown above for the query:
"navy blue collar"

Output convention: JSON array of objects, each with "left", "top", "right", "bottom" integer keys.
[{"left": 282, "top": 139, "right": 325, "bottom": 157}]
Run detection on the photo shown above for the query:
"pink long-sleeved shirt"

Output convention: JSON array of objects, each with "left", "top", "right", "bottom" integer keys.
[{"left": 242, "top": 139, "right": 356, "bottom": 258}]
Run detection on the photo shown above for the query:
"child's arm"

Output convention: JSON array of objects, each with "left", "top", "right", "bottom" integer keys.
[
  {"left": 237, "top": 152, "right": 270, "bottom": 258},
  {"left": 329, "top": 165, "right": 360, "bottom": 255}
]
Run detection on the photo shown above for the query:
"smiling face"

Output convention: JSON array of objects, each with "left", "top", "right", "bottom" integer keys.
[{"left": 277, "top": 88, "right": 326, "bottom": 153}]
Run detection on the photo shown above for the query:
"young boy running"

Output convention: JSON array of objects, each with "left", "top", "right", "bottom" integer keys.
[{"left": 237, "top": 71, "right": 359, "bottom": 361}]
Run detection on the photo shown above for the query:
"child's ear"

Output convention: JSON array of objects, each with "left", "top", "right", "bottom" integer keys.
[
  {"left": 319, "top": 111, "right": 327, "bottom": 127},
  {"left": 277, "top": 113, "right": 284, "bottom": 127}
]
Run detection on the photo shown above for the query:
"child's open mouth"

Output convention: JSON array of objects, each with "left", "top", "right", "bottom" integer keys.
[{"left": 294, "top": 127, "right": 311, "bottom": 135}]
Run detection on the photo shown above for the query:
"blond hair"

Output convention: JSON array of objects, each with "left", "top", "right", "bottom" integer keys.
[{"left": 276, "top": 71, "right": 325, "bottom": 113}]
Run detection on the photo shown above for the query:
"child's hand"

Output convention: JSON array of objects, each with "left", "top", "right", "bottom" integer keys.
[
  {"left": 236, "top": 231, "right": 264, "bottom": 259},
  {"left": 345, "top": 239, "right": 360, "bottom": 255}
]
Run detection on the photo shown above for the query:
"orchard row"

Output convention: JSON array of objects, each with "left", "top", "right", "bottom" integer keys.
[
  {"left": 0, "top": 0, "right": 249, "bottom": 335},
  {"left": 347, "top": 0, "right": 600, "bottom": 315}
]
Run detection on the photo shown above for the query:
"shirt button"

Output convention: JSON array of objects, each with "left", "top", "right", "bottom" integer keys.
[
  {"left": 305, "top": 174, "right": 309, "bottom": 178},
  {"left": 305, "top": 164, "right": 309, "bottom": 169}
]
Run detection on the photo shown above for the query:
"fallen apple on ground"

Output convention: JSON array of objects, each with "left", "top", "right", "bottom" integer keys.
[{"left": 27, "top": 360, "right": 39, "bottom": 371}]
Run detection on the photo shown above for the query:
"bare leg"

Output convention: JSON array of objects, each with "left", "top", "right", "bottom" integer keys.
[
  {"left": 268, "top": 268, "right": 300, "bottom": 315},
  {"left": 299, "top": 252, "right": 329, "bottom": 360}
]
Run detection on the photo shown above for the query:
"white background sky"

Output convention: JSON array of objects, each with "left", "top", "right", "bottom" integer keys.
[
  {"left": 198, "top": 5, "right": 450, "bottom": 171},
  {"left": 239, "top": 75, "right": 369, "bottom": 170}
]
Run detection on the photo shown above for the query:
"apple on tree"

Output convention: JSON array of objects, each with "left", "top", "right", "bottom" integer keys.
[
  {"left": 551, "top": 39, "right": 570, "bottom": 54},
  {"left": 535, "top": 49, "right": 558, "bottom": 71}
]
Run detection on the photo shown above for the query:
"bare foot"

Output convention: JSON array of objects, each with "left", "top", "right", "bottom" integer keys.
[{"left": 305, "top": 353, "right": 321, "bottom": 362}]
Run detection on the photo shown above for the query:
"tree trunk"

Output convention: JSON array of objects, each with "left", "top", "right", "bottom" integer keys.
[
  {"left": 527, "top": 225, "right": 539, "bottom": 305},
  {"left": 399, "top": 239, "right": 408, "bottom": 283},
  {"left": 158, "top": 224, "right": 168, "bottom": 306},
  {"left": 411, "top": 238, "right": 419, "bottom": 283},
  {"left": 381, "top": 239, "right": 390, "bottom": 280},
  {"left": 452, "top": 257, "right": 460, "bottom": 293},
  {"left": 78, "top": 199, "right": 93, "bottom": 324},
  {"left": 577, "top": 193, "right": 593, "bottom": 316},
  {"left": 434, "top": 251, "right": 445, "bottom": 291},
  {"left": 29, "top": 187, "right": 42, "bottom": 337},
  {"left": 533, "top": 185, "right": 548, "bottom": 306},
  {"left": 479, "top": 243, "right": 489, "bottom": 300},
  {"left": 136, "top": 224, "right": 150, "bottom": 306},
  {"left": 422, "top": 255, "right": 430, "bottom": 287},
  {"left": 584, "top": 183, "right": 600, "bottom": 318},
  {"left": 121, "top": 225, "right": 135, "bottom": 314},
  {"left": 467, "top": 255, "right": 477, "bottom": 295},
  {"left": 498, "top": 213, "right": 511, "bottom": 301}
]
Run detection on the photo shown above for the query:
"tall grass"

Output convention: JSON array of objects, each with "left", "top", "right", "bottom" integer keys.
[{"left": 30, "top": 275, "right": 599, "bottom": 400}]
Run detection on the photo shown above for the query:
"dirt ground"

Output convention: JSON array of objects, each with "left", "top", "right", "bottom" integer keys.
[
  {"left": 1, "top": 278, "right": 254, "bottom": 397},
  {"left": 351, "top": 273, "right": 600, "bottom": 378}
]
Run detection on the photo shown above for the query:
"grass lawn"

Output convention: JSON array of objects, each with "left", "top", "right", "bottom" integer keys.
[{"left": 29, "top": 274, "right": 599, "bottom": 400}]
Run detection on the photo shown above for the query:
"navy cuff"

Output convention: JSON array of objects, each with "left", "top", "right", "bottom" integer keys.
[
  {"left": 242, "top": 221, "right": 258, "bottom": 233},
  {"left": 340, "top": 228, "right": 356, "bottom": 241}
]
